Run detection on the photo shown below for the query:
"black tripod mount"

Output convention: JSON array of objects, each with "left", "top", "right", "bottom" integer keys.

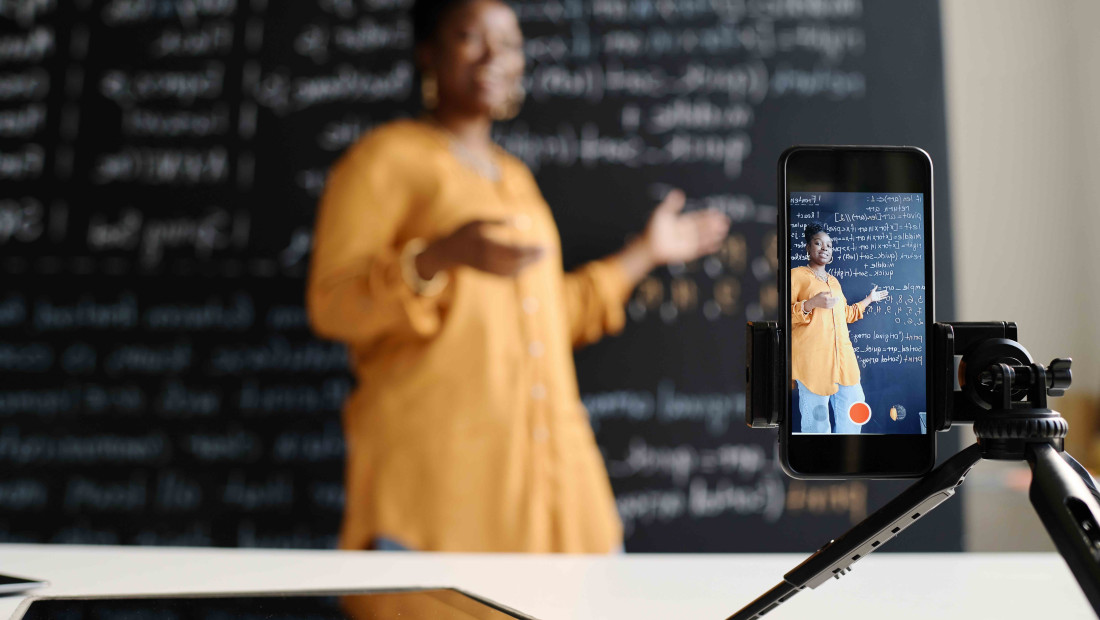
[{"left": 731, "top": 322, "right": 1100, "bottom": 619}]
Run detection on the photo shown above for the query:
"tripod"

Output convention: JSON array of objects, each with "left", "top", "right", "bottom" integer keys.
[{"left": 732, "top": 330, "right": 1100, "bottom": 619}]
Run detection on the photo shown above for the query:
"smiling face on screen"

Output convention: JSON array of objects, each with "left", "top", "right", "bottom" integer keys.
[{"left": 807, "top": 231, "right": 832, "bottom": 268}]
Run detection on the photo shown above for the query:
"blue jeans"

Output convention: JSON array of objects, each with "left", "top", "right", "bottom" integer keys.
[
  {"left": 796, "top": 380, "right": 866, "bottom": 434},
  {"left": 371, "top": 537, "right": 625, "bottom": 553},
  {"left": 371, "top": 536, "right": 411, "bottom": 551}
]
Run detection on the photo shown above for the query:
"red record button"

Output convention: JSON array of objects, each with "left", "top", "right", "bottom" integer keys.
[{"left": 849, "top": 402, "right": 871, "bottom": 425}]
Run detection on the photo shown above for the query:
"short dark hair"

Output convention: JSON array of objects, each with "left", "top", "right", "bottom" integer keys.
[
  {"left": 412, "top": 0, "right": 476, "bottom": 46},
  {"left": 804, "top": 221, "right": 829, "bottom": 246}
]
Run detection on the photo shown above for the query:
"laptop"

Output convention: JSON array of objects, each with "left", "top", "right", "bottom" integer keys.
[{"left": 12, "top": 588, "right": 539, "bottom": 619}]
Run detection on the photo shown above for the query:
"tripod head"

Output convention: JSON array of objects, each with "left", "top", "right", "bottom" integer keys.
[
  {"left": 932, "top": 322, "right": 1071, "bottom": 421},
  {"left": 933, "top": 322, "right": 1073, "bottom": 459}
]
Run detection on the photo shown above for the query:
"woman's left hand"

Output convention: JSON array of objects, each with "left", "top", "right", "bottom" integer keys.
[
  {"left": 863, "top": 285, "right": 889, "bottom": 305},
  {"left": 642, "top": 189, "right": 730, "bottom": 266}
]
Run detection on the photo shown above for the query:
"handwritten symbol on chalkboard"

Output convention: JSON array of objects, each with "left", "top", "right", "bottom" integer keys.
[
  {"left": 758, "top": 283, "right": 777, "bottom": 314},
  {"left": 718, "top": 234, "right": 747, "bottom": 272},
  {"left": 703, "top": 256, "right": 723, "bottom": 278},
  {"left": 704, "top": 276, "right": 742, "bottom": 321},
  {"left": 280, "top": 228, "right": 312, "bottom": 268},
  {"left": 713, "top": 277, "right": 739, "bottom": 314},
  {"left": 0, "top": 197, "right": 45, "bottom": 244},
  {"left": 629, "top": 276, "right": 664, "bottom": 322},
  {"left": 635, "top": 277, "right": 663, "bottom": 309},
  {"left": 295, "top": 24, "right": 330, "bottom": 64},
  {"left": 786, "top": 481, "right": 868, "bottom": 523},
  {"left": 670, "top": 278, "right": 697, "bottom": 312},
  {"left": 318, "top": 0, "right": 356, "bottom": 19},
  {"left": 764, "top": 233, "right": 778, "bottom": 272}
]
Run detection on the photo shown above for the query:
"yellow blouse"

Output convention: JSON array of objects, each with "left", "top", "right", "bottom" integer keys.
[
  {"left": 307, "top": 118, "right": 628, "bottom": 553},
  {"left": 790, "top": 266, "right": 864, "bottom": 396}
]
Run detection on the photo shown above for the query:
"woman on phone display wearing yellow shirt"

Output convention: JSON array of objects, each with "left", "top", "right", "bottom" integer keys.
[
  {"left": 307, "top": 0, "right": 731, "bottom": 553},
  {"left": 790, "top": 222, "right": 888, "bottom": 434}
]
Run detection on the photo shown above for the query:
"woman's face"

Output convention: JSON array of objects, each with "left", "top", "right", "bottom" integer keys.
[
  {"left": 807, "top": 232, "right": 832, "bottom": 266},
  {"left": 421, "top": 0, "right": 525, "bottom": 117}
]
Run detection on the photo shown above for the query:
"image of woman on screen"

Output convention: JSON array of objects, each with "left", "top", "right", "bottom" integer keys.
[
  {"left": 790, "top": 221, "right": 888, "bottom": 434},
  {"left": 307, "top": 0, "right": 730, "bottom": 553}
]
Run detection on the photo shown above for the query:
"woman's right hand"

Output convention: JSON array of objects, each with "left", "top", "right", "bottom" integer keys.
[
  {"left": 416, "top": 220, "right": 546, "bottom": 279},
  {"left": 806, "top": 291, "right": 837, "bottom": 310}
]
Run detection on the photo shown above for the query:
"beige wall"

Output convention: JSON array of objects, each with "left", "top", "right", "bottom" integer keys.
[
  {"left": 942, "top": 0, "right": 1100, "bottom": 551},
  {"left": 942, "top": 0, "right": 1100, "bottom": 397},
  {"left": 1071, "top": 2, "right": 1100, "bottom": 380}
]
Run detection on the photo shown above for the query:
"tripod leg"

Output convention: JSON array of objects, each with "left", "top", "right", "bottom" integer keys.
[
  {"left": 1060, "top": 451, "right": 1100, "bottom": 503},
  {"left": 726, "top": 444, "right": 983, "bottom": 620},
  {"left": 1027, "top": 442, "right": 1100, "bottom": 614}
]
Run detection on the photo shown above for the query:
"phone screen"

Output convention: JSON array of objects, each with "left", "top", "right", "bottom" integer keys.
[
  {"left": 788, "top": 192, "right": 928, "bottom": 436},
  {"left": 780, "top": 147, "right": 935, "bottom": 478}
]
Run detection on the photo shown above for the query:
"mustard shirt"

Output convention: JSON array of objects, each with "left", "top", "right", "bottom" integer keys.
[
  {"left": 790, "top": 266, "right": 865, "bottom": 396},
  {"left": 307, "top": 119, "right": 628, "bottom": 553}
]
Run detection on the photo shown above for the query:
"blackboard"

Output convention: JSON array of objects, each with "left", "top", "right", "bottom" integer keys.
[{"left": 0, "top": 0, "right": 960, "bottom": 552}]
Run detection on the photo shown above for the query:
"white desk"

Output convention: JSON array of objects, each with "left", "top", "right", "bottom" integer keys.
[{"left": 0, "top": 545, "right": 1091, "bottom": 619}]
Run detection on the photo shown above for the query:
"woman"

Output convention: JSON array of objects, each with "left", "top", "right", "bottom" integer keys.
[
  {"left": 790, "top": 222, "right": 887, "bottom": 434},
  {"left": 307, "top": 0, "right": 729, "bottom": 553}
]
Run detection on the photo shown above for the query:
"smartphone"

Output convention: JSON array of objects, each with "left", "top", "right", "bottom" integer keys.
[{"left": 778, "top": 146, "right": 936, "bottom": 478}]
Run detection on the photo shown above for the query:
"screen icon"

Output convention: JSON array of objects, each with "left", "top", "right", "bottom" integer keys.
[{"left": 848, "top": 402, "right": 871, "bottom": 425}]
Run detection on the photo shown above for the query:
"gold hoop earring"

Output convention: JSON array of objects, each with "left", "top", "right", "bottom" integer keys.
[
  {"left": 421, "top": 73, "right": 438, "bottom": 110},
  {"left": 491, "top": 81, "right": 526, "bottom": 121}
]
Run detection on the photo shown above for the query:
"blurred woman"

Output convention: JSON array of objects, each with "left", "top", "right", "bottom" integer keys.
[
  {"left": 307, "top": 0, "right": 729, "bottom": 553},
  {"left": 790, "top": 222, "right": 886, "bottom": 434}
]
